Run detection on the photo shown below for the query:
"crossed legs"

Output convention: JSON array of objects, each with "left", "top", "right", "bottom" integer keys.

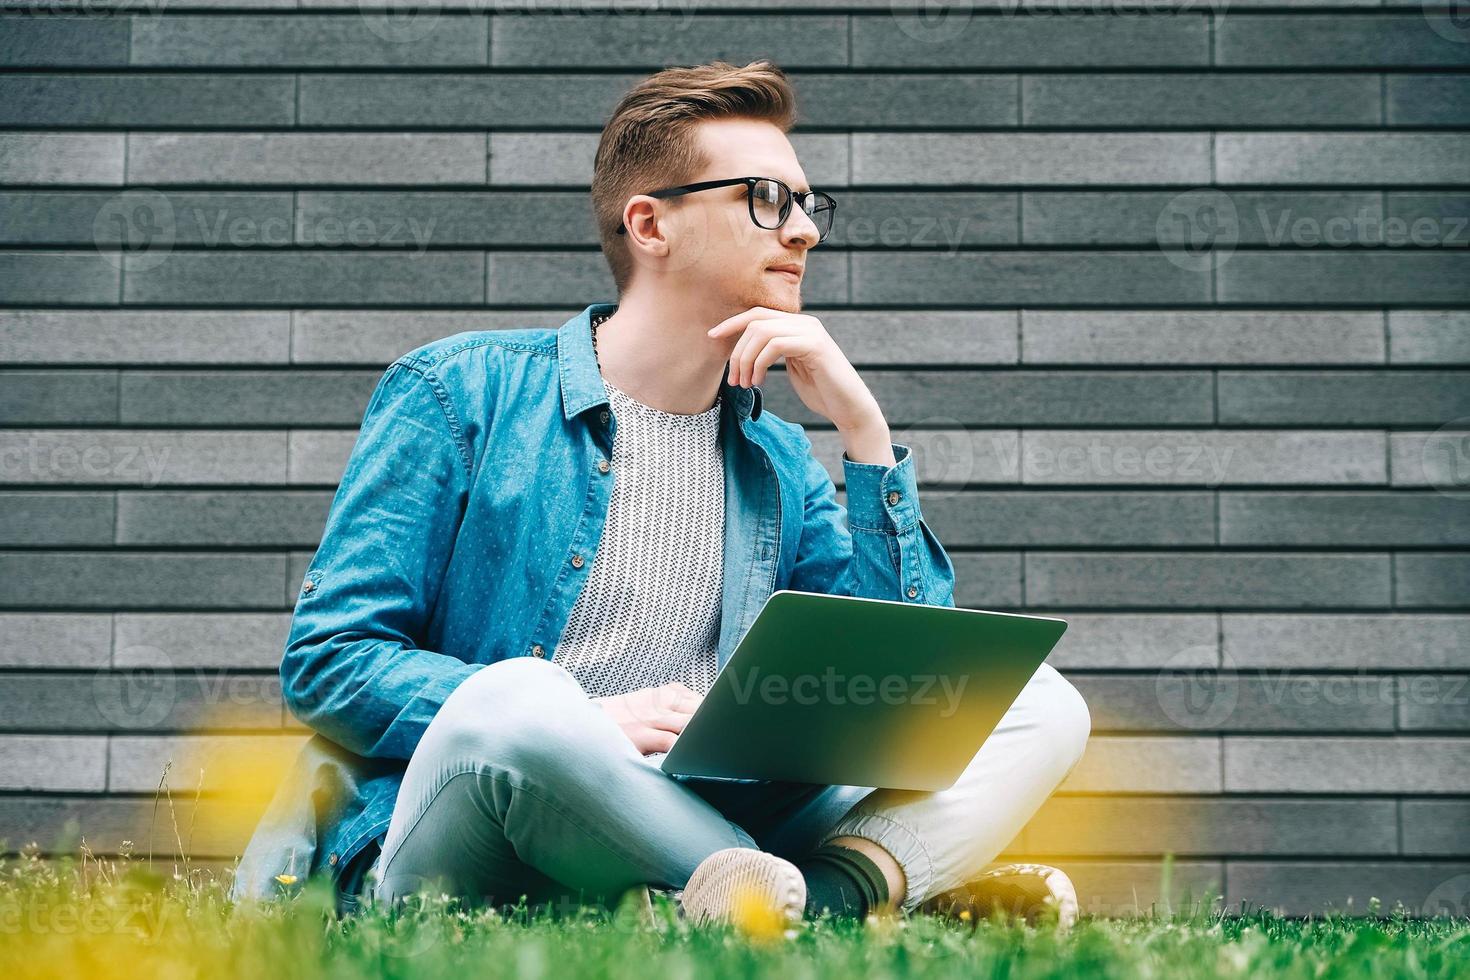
[{"left": 369, "top": 655, "right": 1091, "bottom": 915}]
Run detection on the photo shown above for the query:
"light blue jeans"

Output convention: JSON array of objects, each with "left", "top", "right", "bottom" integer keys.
[{"left": 367, "top": 654, "right": 1091, "bottom": 915}]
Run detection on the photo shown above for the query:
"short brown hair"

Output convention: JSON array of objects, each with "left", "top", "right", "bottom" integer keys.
[{"left": 591, "top": 60, "right": 798, "bottom": 295}]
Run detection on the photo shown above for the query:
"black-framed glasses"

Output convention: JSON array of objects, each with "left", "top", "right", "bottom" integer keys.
[{"left": 616, "top": 176, "right": 837, "bottom": 244}]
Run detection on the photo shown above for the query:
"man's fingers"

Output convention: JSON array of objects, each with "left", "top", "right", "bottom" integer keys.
[
  {"left": 661, "top": 685, "right": 703, "bottom": 714},
  {"left": 707, "top": 306, "right": 778, "bottom": 339},
  {"left": 653, "top": 682, "right": 701, "bottom": 712},
  {"left": 649, "top": 710, "right": 694, "bottom": 734},
  {"left": 640, "top": 728, "right": 678, "bottom": 754},
  {"left": 727, "top": 325, "right": 755, "bottom": 386},
  {"left": 749, "top": 334, "right": 792, "bottom": 387},
  {"left": 658, "top": 681, "right": 700, "bottom": 700},
  {"left": 615, "top": 684, "right": 701, "bottom": 732}
]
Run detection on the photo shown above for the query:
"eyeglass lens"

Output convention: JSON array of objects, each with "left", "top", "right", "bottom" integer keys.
[{"left": 751, "top": 179, "right": 834, "bottom": 241}]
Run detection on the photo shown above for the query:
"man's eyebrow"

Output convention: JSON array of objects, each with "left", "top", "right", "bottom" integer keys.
[{"left": 757, "top": 174, "right": 812, "bottom": 193}]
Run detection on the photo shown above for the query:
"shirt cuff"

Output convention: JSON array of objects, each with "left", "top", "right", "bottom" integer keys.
[{"left": 841, "top": 442, "right": 920, "bottom": 533}]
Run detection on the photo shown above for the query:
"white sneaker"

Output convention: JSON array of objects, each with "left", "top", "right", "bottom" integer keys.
[
  {"left": 678, "top": 847, "right": 806, "bottom": 932},
  {"left": 920, "top": 862, "right": 1080, "bottom": 931}
]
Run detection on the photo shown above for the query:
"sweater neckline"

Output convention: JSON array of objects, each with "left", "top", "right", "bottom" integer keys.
[{"left": 603, "top": 376, "right": 722, "bottom": 423}]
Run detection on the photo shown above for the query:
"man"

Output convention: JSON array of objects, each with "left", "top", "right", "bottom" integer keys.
[{"left": 229, "top": 59, "right": 1091, "bottom": 931}]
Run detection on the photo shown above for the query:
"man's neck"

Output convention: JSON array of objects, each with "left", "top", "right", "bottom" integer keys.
[{"left": 593, "top": 291, "right": 734, "bottom": 416}]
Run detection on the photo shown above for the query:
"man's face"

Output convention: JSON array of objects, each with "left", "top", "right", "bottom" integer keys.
[{"left": 625, "top": 118, "right": 823, "bottom": 315}]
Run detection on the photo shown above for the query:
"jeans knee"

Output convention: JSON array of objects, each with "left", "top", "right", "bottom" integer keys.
[
  {"left": 1034, "top": 663, "right": 1092, "bottom": 771},
  {"left": 430, "top": 655, "right": 598, "bottom": 764}
]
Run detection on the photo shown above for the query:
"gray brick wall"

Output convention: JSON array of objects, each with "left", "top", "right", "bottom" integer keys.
[{"left": 1, "top": 3, "right": 1467, "bottom": 917}]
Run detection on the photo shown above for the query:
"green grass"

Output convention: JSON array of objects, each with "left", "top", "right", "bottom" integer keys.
[{"left": 1, "top": 846, "right": 1467, "bottom": 980}]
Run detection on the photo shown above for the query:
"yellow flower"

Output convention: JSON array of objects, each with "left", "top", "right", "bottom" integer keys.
[
  {"left": 729, "top": 882, "right": 788, "bottom": 943},
  {"left": 274, "top": 873, "right": 298, "bottom": 886},
  {"left": 959, "top": 909, "right": 972, "bottom": 921}
]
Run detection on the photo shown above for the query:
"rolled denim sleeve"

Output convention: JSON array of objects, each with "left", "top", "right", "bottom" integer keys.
[
  {"left": 280, "top": 359, "right": 483, "bottom": 760},
  {"left": 788, "top": 434, "right": 957, "bottom": 607}
]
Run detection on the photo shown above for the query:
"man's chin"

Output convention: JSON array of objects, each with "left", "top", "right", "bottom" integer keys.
[{"left": 755, "top": 283, "right": 801, "bottom": 313}]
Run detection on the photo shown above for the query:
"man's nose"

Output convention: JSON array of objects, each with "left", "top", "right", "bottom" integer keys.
[{"left": 781, "top": 207, "right": 820, "bottom": 248}]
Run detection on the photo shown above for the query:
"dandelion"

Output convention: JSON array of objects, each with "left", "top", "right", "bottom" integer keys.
[{"left": 274, "top": 873, "right": 298, "bottom": 886}]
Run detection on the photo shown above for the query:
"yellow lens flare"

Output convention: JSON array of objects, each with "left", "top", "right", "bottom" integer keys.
[
  {"left": 126, "top": 722, "right": 309, "bottom": 874},
  {"left": 728, "top": 881, "right": 791, "bottom": 943}
]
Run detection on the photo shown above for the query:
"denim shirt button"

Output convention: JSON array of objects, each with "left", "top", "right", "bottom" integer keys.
[
  {"left": 301, "top": 579, "right": 315, "bottom": 594},
  {"left": 571, "top": 553, "right": 585, "bottom": 568},
  {"left": 531, "top": 644, "right": 545, "bottom": 658},
  {"left": 328, "top": 852, "right": 339, "bottom": 866},
  {"left": 598, "top": 459, "right": 610, "bottom": 474},
  {"left": 907, "top": 585, "right": 918, "bottom": 598},
  {"left": 886, "top": 490, "right": 901, "bottom": 506},
  {"left": 599, "top": 410, "right": 610, "bottom": 424}
]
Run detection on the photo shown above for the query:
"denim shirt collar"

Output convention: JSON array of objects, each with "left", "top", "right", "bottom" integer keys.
[{"left": 557, "top": 303, "right": 763, "bottom": 423}]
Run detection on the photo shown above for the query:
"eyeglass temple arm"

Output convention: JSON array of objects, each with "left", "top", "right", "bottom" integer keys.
[
  {"left": 617, "top": 179, "right": 831, "bottom": 234},
  {"left": 617, "top": 180, "right": 749, "bottom": 234}
]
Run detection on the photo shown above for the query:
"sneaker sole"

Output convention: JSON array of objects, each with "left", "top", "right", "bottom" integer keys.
[{"left": 680, "top": 847, "right": 806, "bottom": 929}]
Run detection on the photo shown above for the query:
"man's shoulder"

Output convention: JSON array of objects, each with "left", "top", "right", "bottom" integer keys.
[
  {"left": 368, "top": 328, "right": 563, "bottom": 423},
  {"left": 391, "top": 327, "right": 560, "bottom": 375}
]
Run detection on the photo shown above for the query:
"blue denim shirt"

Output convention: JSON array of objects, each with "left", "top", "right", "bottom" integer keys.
[{"left": 230, "top": 301, "right": 957, "bottom": 905}]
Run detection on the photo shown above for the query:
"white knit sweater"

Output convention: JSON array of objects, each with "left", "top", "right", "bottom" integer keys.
[{"left": 551, "top": 373, "right": 726, "bottom": 698}]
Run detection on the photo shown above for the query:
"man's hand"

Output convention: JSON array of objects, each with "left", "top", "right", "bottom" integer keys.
[
  {"left": 592, "top": 681, "right": 703, "bottom": 755},
  {"left": 708, "top": 307, "right": 895, "bottom": 466}
]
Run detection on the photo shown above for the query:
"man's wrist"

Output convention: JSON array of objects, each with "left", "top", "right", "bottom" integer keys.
[{"left": 839, "top": 419, "right": 896, "bottom": 468}]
